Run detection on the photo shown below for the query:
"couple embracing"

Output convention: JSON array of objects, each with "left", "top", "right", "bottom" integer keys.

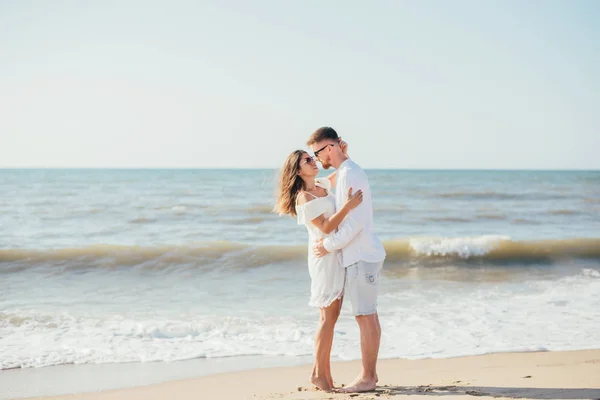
[{"left": 275, "top": 127, "right": 386, "bottom": 393}]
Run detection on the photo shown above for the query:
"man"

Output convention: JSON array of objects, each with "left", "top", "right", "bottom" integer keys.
[{"left": 307, "top": 126, "right": 386, "bottom": 393}]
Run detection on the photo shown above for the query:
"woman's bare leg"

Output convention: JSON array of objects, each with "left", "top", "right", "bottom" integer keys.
[{"left": 311, "top": 298, "right": 342, "bottom": 391}]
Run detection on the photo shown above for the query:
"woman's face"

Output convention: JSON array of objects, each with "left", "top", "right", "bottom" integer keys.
[{"left": 297, "top": 152, "right": 319, "bottom": 177}]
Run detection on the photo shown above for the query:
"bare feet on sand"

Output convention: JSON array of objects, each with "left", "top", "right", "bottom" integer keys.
[
  {"left": 310, "top": 374, "right": 333, "bottom": 392},
  {"left": 347, "top": 374, "right": 378, "bottom": 388},
  {"left": 338, "top": 377, "right": 377, "bottom": 393}
]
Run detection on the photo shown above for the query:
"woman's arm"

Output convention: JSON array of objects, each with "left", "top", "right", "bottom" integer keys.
[
  {"left": 296, "top": 188, "right": 362, "bottom": 235},
  {"left": 310, "top": 204, "right": 352, "bottom": 235}
]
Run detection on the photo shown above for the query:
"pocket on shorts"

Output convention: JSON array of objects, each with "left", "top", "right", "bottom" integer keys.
[{"left": 364, "top": 271, "right": 379, "bottom": 285}]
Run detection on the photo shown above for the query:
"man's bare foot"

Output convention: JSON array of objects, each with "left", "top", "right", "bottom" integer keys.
[
  {"left": 347, "top": 373, "right": 378, "bottom": 388},
  {"left": 347, "top": 375, "right": 359, "bottom": 388},
  {"left": 310, "top": 375, "right": 333, "bottom": 392},
  {"left": 338, "top": 378, "right": 377, "bottom": 393}
]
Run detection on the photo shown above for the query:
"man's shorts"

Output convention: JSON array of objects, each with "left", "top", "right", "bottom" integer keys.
[{"left": 345, "top": 260, "right": 384, "bottom": 316}]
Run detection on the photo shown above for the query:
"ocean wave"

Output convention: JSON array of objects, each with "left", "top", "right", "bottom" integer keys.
[
  {"left": 374, "top": 204, "right": 408, "bottom": 213},
  {"left": 0, "top": 311, "right": 313, "bottom": 370},
  {"left": 201, "top": 204, "right": 274, "bottom": 217},
  {"left": 2, "top": 266, "right": 599, "bottom": 370},
  {"left": 150, "top": 204, "right": 208, "bottom": 212},
  {"left": 512, "top": 218, "right": 542, "bottom": 225},
  {"left": 128, "top": 217, "right": 157, "bottom": 224},
  {"left": 401, "top": 237, "right": 600, "bottom": 264},
  {"left": 2, "top": 237, "right": 600, "bottom": 273},
  {"left": 246, "top": 205, "right": 274, "bottom": 215},
  {"left": 424, "top": 217, "right": 472, "bottom": 223},
  {"left": 435, "top": 191, "right": 521, "bottom": 200},
  {"left": 224, "top": 216, "right": 271, "bottom": 225},
  {"left": 582, "top": 268, "right": 600, "bottom": 278},
  {"left": 476, "top": 213, "right": 506, "bottom": 220},
  {"left": 433, "top": 191, "right": 570, "bottom": 201},
  {"left": 408, "top": 235, "right": 509, "bottom": 258},
  {"left": 547, "top": 209, "right": 581, "bottom": 216},
  {"left": 0, "top": 242, "right": 305, "bottom": 273}
]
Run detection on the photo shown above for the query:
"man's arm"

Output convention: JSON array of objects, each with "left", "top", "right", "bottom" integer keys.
[
  {"left": 321, "top": 214, "right": 363, "bottom": 252},
  {"left": 320, "top": 171, "right": 366, "bottom": 252}
]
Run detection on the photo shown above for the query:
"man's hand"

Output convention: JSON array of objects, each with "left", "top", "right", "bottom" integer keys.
[
  {"left": 313, "top": 238, "right": 329, "bottom": 258},
  {"left": 339, "top": 138, "right": 348, "bottom": 156}
]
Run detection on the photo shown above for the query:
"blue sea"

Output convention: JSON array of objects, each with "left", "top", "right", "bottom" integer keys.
[{"left": 1, "top": 169, "right": 599, "bottom": 396}]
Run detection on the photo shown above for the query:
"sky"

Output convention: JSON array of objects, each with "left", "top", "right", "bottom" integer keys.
[{"left": 0, "top": 0, "right": 598, "bottom": 169}]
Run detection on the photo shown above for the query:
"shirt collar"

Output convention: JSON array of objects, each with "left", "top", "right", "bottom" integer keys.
[{"left": 338, "top": 158, "right": 351, "bottom": 170}]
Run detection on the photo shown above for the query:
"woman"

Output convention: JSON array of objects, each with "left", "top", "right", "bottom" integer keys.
[{"left": 274, "top": 143, "right": 362, "bottom": 392}]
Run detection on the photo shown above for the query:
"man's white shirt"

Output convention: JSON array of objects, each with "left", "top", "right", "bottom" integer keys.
[{"left": 322, "top": 159, "right": 386, "bottom": 268}]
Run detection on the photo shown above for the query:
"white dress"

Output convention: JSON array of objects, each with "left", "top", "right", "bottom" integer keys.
[{"left": 295, "top": 178, "right": 346, "bottom": 308}]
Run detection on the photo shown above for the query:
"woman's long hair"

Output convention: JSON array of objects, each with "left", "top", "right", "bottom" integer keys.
[{"left": 274, "top": 150, "right": 307, "bottom": 218}]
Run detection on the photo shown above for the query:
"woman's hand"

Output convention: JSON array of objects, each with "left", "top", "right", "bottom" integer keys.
[{"left": 344, "top": 187, "right": 363, "bottom": 210}]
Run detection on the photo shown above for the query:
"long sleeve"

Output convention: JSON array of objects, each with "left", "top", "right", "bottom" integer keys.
[
  {"left": 322, "top": 215, "right": 363, "bottom": 251},
  {"left": 322, "top": 170, "right": 366, "bottom": 252},
  {"left": 320, "top": 159, "right": 385, "bottom": 266}
]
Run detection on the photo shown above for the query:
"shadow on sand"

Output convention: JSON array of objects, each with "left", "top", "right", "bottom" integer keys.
[{"left": 369, "top": 384, "right": 600, "bottom": 399}]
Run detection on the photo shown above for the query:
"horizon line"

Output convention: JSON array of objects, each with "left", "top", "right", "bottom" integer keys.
[{"left": 1, "top": 167, "right": 599, "bottom": 172}]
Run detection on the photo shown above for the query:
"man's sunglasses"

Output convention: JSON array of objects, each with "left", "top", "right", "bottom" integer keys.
[
  {"left": 300, "top": 156, "right": 317, "bottom": 166},
  {"left": 314, "top": 143, "right": 335, "bottom": 158}
]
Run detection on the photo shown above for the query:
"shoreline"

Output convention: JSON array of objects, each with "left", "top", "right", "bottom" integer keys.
[
  {"left": 7, "top": 349, "right": 600, "bottom": 400},
  {"left": 1, "top": 354, "right": 313, "bottom": 399}
]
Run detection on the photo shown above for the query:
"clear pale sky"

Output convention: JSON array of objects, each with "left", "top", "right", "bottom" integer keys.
[{"left": 1, "top": 0, "right": 598, "bottom": 169}]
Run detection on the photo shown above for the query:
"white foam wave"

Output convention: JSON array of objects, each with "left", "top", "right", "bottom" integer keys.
[
  {"left": 409, "top": 235, "right": 510, "bottom": 258},
  {"left": 0, "top": 312, "right": 314, "bottom": 370},
  {"left": 582, "top": 268, "right": 600, "bottom": 278},
  {"left": 3, "top": 264, "right": 600, "bottom": 370}
]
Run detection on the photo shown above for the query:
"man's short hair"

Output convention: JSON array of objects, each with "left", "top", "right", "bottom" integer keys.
[{"left": 307, "top": 127, "right": 339, "bottom": 147}]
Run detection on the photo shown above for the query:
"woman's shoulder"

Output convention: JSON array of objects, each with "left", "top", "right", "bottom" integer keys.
[
  {"left": 295, "top": 192, "right": 328, "bottom": 225},
  {"left": 296, "top": 191, "right": 317, "bottom": 206}
]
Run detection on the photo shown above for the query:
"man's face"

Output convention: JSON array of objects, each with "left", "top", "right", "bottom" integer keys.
[{"left": 312, "top": 140, "right": 336, "bottom": 170}]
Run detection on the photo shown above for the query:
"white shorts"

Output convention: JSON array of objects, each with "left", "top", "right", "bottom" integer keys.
[{"left": 345, "top": 260, "right": 383, "bottom": 316}]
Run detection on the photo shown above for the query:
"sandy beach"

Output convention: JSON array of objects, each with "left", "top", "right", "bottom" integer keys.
[
  {"left": 19, "top": 349, "right": 599, "bottom": 400},
  {"left": 2, "top": 0, "right": 599, "bottom": 397}
]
